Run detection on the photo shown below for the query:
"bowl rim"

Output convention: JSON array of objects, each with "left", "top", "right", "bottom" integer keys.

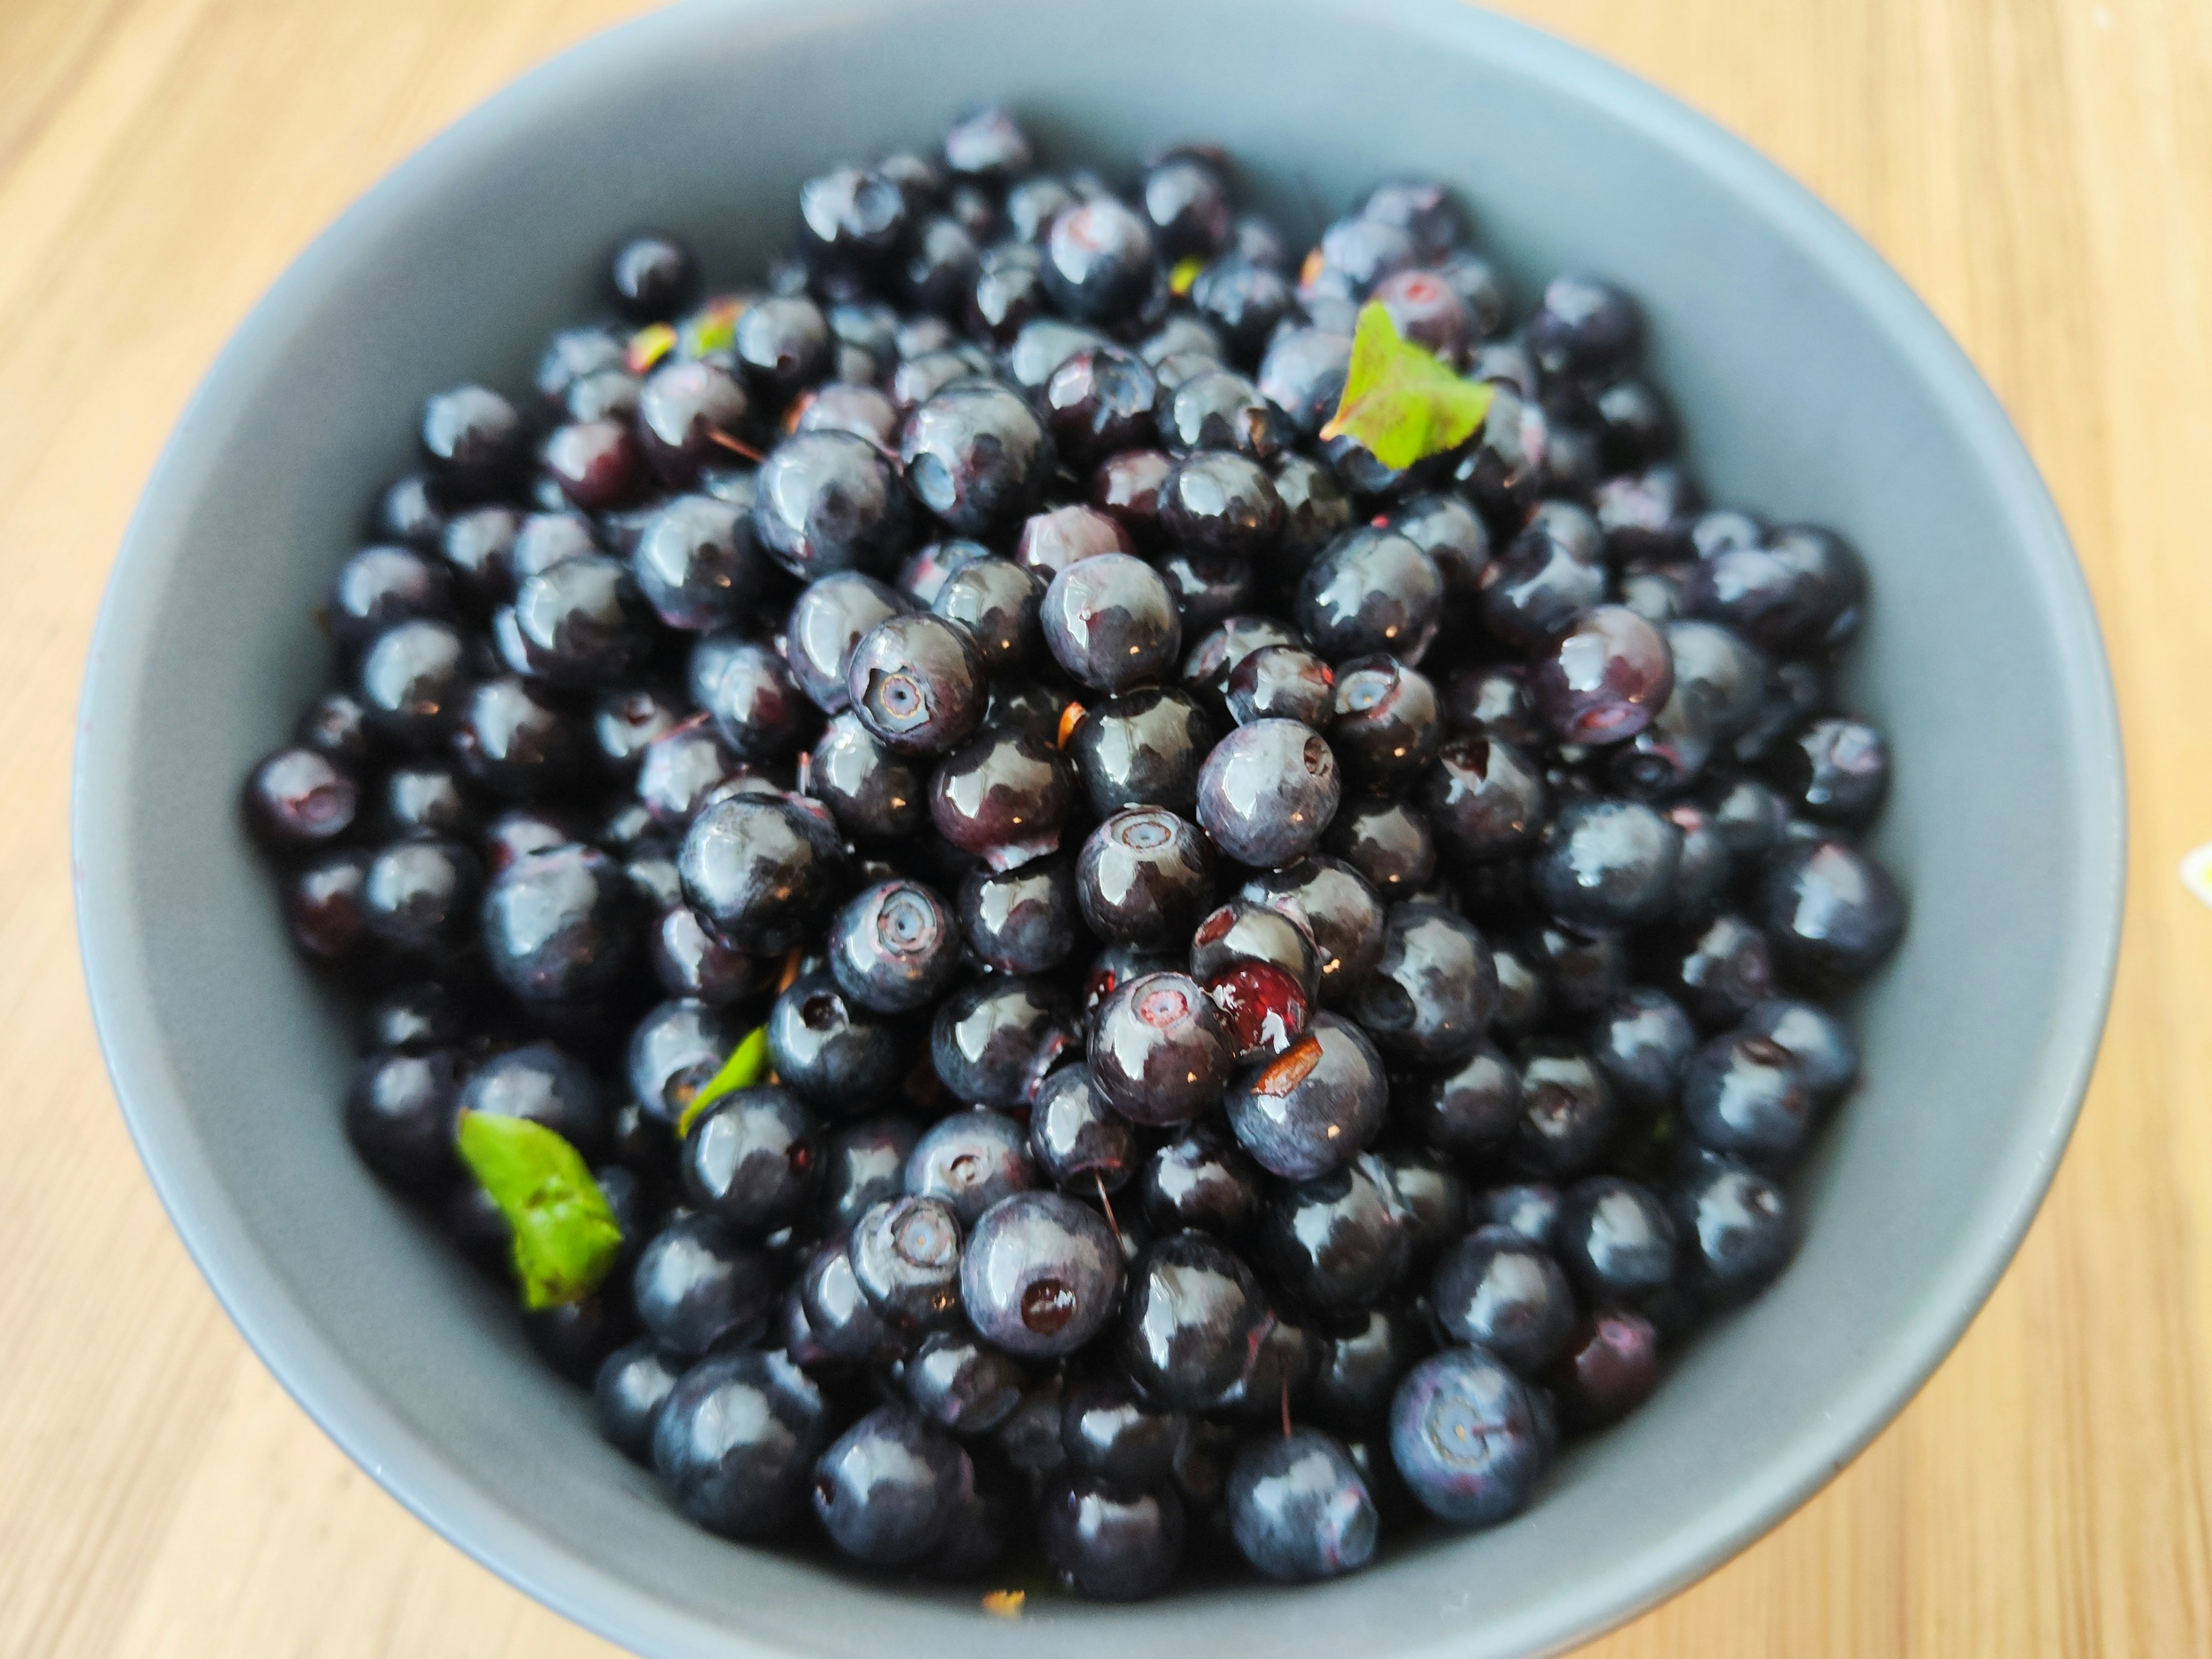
[{"left": 71, "top": 0, "right": 2128, "bottom": 1654}]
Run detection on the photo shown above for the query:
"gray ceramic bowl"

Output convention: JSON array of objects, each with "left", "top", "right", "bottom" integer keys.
[{"left": 74, "top": 0, "right": 2124, "bottom": 1654}]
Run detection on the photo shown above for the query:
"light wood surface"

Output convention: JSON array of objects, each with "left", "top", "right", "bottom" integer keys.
[{"left": 3, "top": 1, "right": 2207, "bottom": 1653}]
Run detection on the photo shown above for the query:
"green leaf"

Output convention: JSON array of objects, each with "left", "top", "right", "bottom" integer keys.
[
  {"left": 453, "top": 1111, "right": 624, "bottom": 1312},
  {"left": 675, "top": 1025, "right": 771, "bottom": 1138},
  {"left": 1318, "top": 302, "right": 1494, "bottom": 471}
]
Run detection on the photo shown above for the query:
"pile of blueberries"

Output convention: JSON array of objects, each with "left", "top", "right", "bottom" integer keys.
[{"left": 241, "top": 105, "right": 1904, "bottom": 1599}]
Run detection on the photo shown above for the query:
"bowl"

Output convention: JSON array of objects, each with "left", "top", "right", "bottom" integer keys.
[{"left": 72, "top": 0, "right": 2125, "bottom": 1654}]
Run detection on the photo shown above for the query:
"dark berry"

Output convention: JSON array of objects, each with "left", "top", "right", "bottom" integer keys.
[
  {"left": 1388, "top": 1347, "right": 1544, "bottom": 1527},
  {"left": 631, "top": 1213, "right": 775, "bottom": 1357},
  {"left": 356, "top": 619, "right": 469, "bottom": 751},
  {"left": 930, "top": 976, "right": 1073, "bottom": 1108},
  {"left": 906, "top": 1108, "right": 1037, "bottom": 1225},
  {"left": 1226, "top": 644, "right": 1334, "bottom": 727},
  {"left": 1431, "top": 1226, "right": 1575, "bottom": 1376},
  {"left": 902, "top": 381, "right": 1056, "bottom": 537},
  {"left": 959, "top": 857, "right": 1078, "bottom": 974},
  {"left": 1681, "top": 1031, "right": 1816, "bottom": 1162},
  {"left": 829, "top": 878, "right": 961, "bottom": 1013},
  {"left": 1120, "top": 1231, "right": 1269, "bottom": 1408},
  {"left": 1240, "top": 854, "right": 1386, "bottom": 1005},
  {"left": 1075, "top": 807, "right": 1215, "bottom": 948},
  {"left": 1352, "top": 904, "right": 1496, "bottom": 1067},
  {"left": 243, "top": 746, "right": 359, "bottom": 851},
  {"left": 1160, "top": 449, "right": 1285, "bottom": 560},
  {"left": 1225, "top": 1010, "right": 1385, "bottom": 1179},
  {"left": 810, "top": 712, "right": 927, "bottom": 842},
  {"left": 961, "top": 1191, "right": 1122, "bottom": 1357},
  {"left": 1479, "top": 506, "right": 1607, "bottom": 653},
  {"left": 1548, "top": 1309, "right": 1660, "bottom": 1429},
  {"left": 1403, "top": 1042, "right": 1522, "bottom": 1159},
  {"left": 594, "top": 1340, "right": 682, "bottom": 1464},
  {"left": 1671, "top": 1155, "right": 1794, "bottom": 1304},
  {"left": 1588, "top": 987, "right": 1698, "bottom": 1111},
  {"left": 419, "top": 384, "right": 525, "bottom": 499},
  {"left": 1532, "top": 798, "right": 1682, "bottom": 933},
  {"left": 1737, "top": 998, "right": 1859, "bottom": 1101},
  {"left": 1016, "top": 502, "right": 1135, "bottom": 579},
  {"left": 1263, "top": 1153, "right": 1411, "bottom": 1312},
  {"left": 1067, "top": 687, "right": 1214, "bottom": 817},
  {"left": 905, "top": 1327, "right": 1028, "bottom": 1436},
  {"left": 1531, "top": 604, "right": 1673, "bottom": 743},
  {"left": 652, "top": 1349, "right": 826, "bottom": 1538},
  {"left": 1041, "top": 553, "right": 1181, "bottom": 692},
  {"left": 1196, "top": 719, "right": 1341, "bottom": 868},
  {"left": 1029, "top": 1063, "right": 1139, "bottom": 1193},
  {"left": 1329, "top": 656, "right": 1441, "bottom": 790},
  {"left": 1554, "top": 1177, "right": 1676, "bottom": 1302},
  {"left": 1039, "top": 1473, "right": 1184, "bottom": 1602},
  {"left": 931, "top": 556, "right": 1045, "bottom": 672},
  {"left": 847, "top": 612, "right": 987, "bottom": 756},
  {"left": 677, "top": 791, "right": 851, "bottom": 954},
  {"left": 819, "top": 1116, "right": 921, "bottom": 1238},
  {"left": 1089, "top": 970, "right": 1236, "bottom": 1126},
  {"left": 630, "top": 494, "right": 762, "bottom": 631},
  {"left": 752, "top": 430, "right": 911, "bottom": 579},
  {"left": 1296, "top": 528, "right": 1443, "bottom": 663},
  {"left": 478, "top": 841, "right": 635, "bottom": 1003},
  {"left": 681, "top": 1085, "right": 817, "bottom": 1238},
  {"left": 929, "top": 725, "right": 1075, "bottom": 868},
  {"left": 1765, "top": 716, "right": 1890, "bottom": 827},
  {"left": 1759, "top": 838, "right": 1905, "bottom": 987},
  {"left": 344, "top": 1048, "right": 462, "bottom": 1191},
  {"left": 1662, "top": 913, "right": 1775, "bottom": 1028},
  {"left": 1041, "top": 196, "right": 1157, "bottom": 324},
  {"left": 767, "top": 969, "right": 906, "bottom": 1113},
  {"left": 1510, "top": 1042, "right": 1619, "bottom": 1179}
]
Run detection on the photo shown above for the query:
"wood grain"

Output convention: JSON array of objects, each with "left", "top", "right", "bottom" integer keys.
[{"left": 1, "top": 1, "right": 2206, "bottom": 1653}]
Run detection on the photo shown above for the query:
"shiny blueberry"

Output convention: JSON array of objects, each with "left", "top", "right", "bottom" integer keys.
[
  {"left": 752, "top": 430, "right": 911, "bottom": 579},
  {"left": 1039, "top": 1472, "right": 1184, "bottom": 1602},
  {"left": 961, "top": 1190, "right": 1123, "bottom": 1358},
  {"left": 1119, "top": 1230, "right": 1270, "bottom": 1408},
  {"left": 846, "top": 612, "right": 987, "bottom": 757},
  {"left": 812, "top": 1404, "right": 969, "bottom": 1567},
  {"left": 903, "top": 381, "right": 1056, "bottom": 537},
  {"left": 632, "top": 1213, "right": 775, "bottom": 1357},
  {"left": 1225, "top": 1010, "right": 1386, "bottom": 1179},
  {"left": 931, "top": 556, "right": 1045, "bottom": 672},
  {"left": 959, "top": 857, "right": 1079, "bottom": 974},
  {"left": 1510, "top": 1041, "right": 1620, "bottom": 1180},
  {"left": 1403, "top": 1043, "right": 1522, "bottom": 1160},
  {"left": 677, "top": 791, "right": 850, "bottom": 954},
  {"left": 810, "top": 712, "right": 927, "bottom": 843},
  {"left": 1759, "top": 838, "right": 1905, "bottom": 987},
  {"left": 1196, "top": 719, "right": 1341, "bottom": 868},
  {"left": 930, "top": 976, "right": 1074, "bottom": 1108},
  {"left": 1671, "top": 1154, "right": 1794, "bottom": 1305},
  {"left": 1296, "top": 528, "right": 1444, "bottom": 664},
  {"left": 652, "top": 1347, "right": 827, "bottom": 1537},
  {"left": 1041, "top": 553, "right": 1181, "bottom": 694},
  {"left": 479, "top": 841, "right": 637, "bottom": 1004},
  {"left": 1089, "top": 971, "right": 1236, "bottom": 1127},
  {"left": 1681, "top": 1031, "right": 1816, "bottom": 1162},
  {"left": 1263, "top": 1153, "right": 1412, "bottom": 1312},
  {"left": 1431, "top": 1226, "right": 1576, "bottom": 1376},
  {"left": 929, "top": 724, "right": 1075, "bottom": 868},
  {"left": 1076, "top": 807, "right": 1215, "bottom": 948},
  {"left": 1160, "top": 449, "right": 1285, "bottom": 560},
  {"left": 1029, "top": 1063, "right": 1140, "bottom": 1194},
  {"left": 1388, "top": 1347, "right": 1544, "bottom": 1527},
  {"left": 768, "top": 969, "right": 906, "bottom": 1114}
]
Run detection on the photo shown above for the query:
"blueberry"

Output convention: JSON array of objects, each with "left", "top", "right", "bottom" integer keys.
[
  {"left": 932, "top": 556, "right": 1046, "bottom": 672},
  {"left": 1060, "top": 1372, "right": 1188, "bottom": 1488},
  {"left": 1264, "top": 1153, "right": 1412, "bottom": 1312},
  {"left": 1532, "top": 798, "right": 1683, "bottom": 933},
  {"left": 1044, "top": 346, "right": 1161, "bottom": 463},
  {"left": 626, "top": 998, "right": 736, "bottom": 1126},
  {"left": 1181, "top": 613, "right": 1302, "bottom": 709},
  {"left": 929, "top": 725, "right": 1076, "bottom": 868},
  {"left": 593, "top": 1340, "right": 682, "bottom": 1464},
  {"left": 1479, "top": 1183, "right": 1564, "bottom": 1248},
  {"left": 812, "top": 1405, "right": 970, "bottom": 1566},
  {"left": 961, "top": 1191, "right": 1123, "bottom": 1358},
  {"left": 1509, "top": 1041, "right": 1619, "bottom": 1179},
  {"left": 636, "top": 363, "right": 755, "bottom": 491},
  {"left": 344, "top": 1048, "right": 462, "bottom": 1191},
  {"left": 1225, "top": 1012, "right": 1385, "bottom": 1180},
  {"left": 903, "top": 381, "right": 1056, "bottom": 536},
  {"left": 678, "top": 791, "right": 850, "bottom": 954},
  {"left": 904, "top": 1327, "right": 1029, "bottom": 1436},
  {"left": 828, "top": 879, "right": 961, "bottom": 1013},
  {"left": 1385, "top": 493, "right": 1491, "bottom": 598},
  {"left": 1296, "top": 528, "right": 1444, "bottom": 663},
  {"left": 1258, "top": 327, "right": 1354, "bottom": 437},
  {"left": 652, "top": 1349, "right": 827, "bottom": 1538},
  {"left": 242, "top": 746, "right": 360, "bottom": 851},
  {"left": 846, "top": 612, "right": 988, "bottom": 756},
  {"left": 1158, "top": 546, "right": 1257, "bottom": 633},
  {"left": 1040, "top": 553, "right": 1181, "bottom": 694},
  {"left": 1371, "top": 266, "right": 1474, "bottom": 363},
  {"left": 1737, "top": 998, "right": 1860, "bottom": 1101},
  {"left": 801, "top": 165, "right": 910, "bottom": 268},
  {"left": 1402, "top": 1042, "right": 1522, "bottom": 1160},
  {"left": 1137, "top": 1126, "right": 1260, "bottom": 1240},
  {"left": 1759, "top": 838, "right": 1905, "bottom": 987},
  {"left": 970, "top": 241, "right": 1050, "bottom": 345},
  {"left": 1226, "top": 644, "right": 1334, "bottom": 728},
  {"left": 632, "top": 1213, "right": 776, "bottom": 1357},
  {"left": 752, "top": 430, "right": 912, "bottom": 579},
  {"left": 1310, "top": 1306, "right": 1425, "bottom": 1432},
  {"left": 679, "top": 1084, "right": 816, "bottom": 1239},
  {"left": 1671, "top": 1155, "right": 1794, "bottom": 1304},
  {"left": 768, "top": 969, "right": 906, "bottom": 1113},
  {"left": 1274, "top": 455, "right": 1356, "bottom": 569},
  {"left": 1067, "top": 687, "right": 1214, "bottom": 817},
  {"left": 1228, "top": 1429, "right": 1378, "bottom": 1582},
  {"left": 1191, "top": 255, "right": 1296, "bottom": 362},
  {"left": 1160, "top": 449, "right": 1285, "bottom": 560},
  {"left": 1608, "top": 680, "right": 1714, "bottom": 799},
  {"left": 1588, "top": 987, "right": 1698, "bottom": 1111},
  {"left": 1324, "top": 797, "right": 1437, "bottom": 900},
  {"left": 501, "top": 555, "right": 652, "bottom": 688},
  {"left": 1479, "top": 507, "right": 1607, "bottom": 653},
  {"left": 1120, "top": 1231, "right": 1270, "bottom": 1407},
  {"left": 850, "top": 1195, "right": 966, "bottom": 1329},
  {"left": 1531, "top": 604, "right": 1674, "bottom": 744},
  {"left": 1327, "top": 656, "right": 1441, "bottom": 792},
  {"left": 419, "top": 383, "right": 526, "bottom": 499},
  {"left": 1352, "top": 904, "right": 1497, "bottom": 1067},
  {"left": 785, "top": 573, "right": 910, "bottom": 713},
  {"left": 1075, "top": 807, "right": 1215, "bottom": 947},
  {"left": 1685, "top": 525, "right": 1866, "bottom": 656},
  {"left": 1548, "top": 1309, "right": 1660, "bottom": 1429},
  {"left": 792, "top": 382, "right": 902, "bottom": 448},
  {"left": 1523, "top": 920, "right": 1630, "bottom": 1015},
  {"left": 479, "top": 841, "right": 637, "bottom": 1003},
  {"left": 1191, "top": 896, "right": 1321, "bottom": 994},
  {"left": 897, "top": 537, "right": 994, "bottom": 604},
  {"left": 958, "top": 858, "right": 1078, "bottom": 974},
  {"left": 1041, "top": 196, "right": 1157, "bottom": 324},
  {"left": 438, "top": 505, "right": 521, "bottom": 605},
  {"left": 1764, "top": 716, "right": 1891, "bottom": 827},
  {"left": 1388, "top": 1347, "right": 1544, "bottom": 1527},
  {"left": 818, "top": 1116, "right": 921, "bottom": 1236},
  {"left": 1196, "top": 719, "right": 1341, "bottom": 868},
  {"left": 1430, "top": 1225, "right": 1575, "bottom": 1376},
  {"left": 1016, "top": 501, "right": 1136, "bottom": 579},
  {"left": 361, "top": 836, "right": 480, "bottom": 963},
  {"left": 942, "top": 105, "right": 1033, "bottom": 180},
  {"left": 1240, "top": 855, "right": 1387, "bottom": 1006},
  {"left": 1554, "top": 1177, "right": 1676, "bottom": 1303},
  {"left": 1158, "top": 369, "right": 1291, "bottom": 461},
  {"left": 608, "top": 233, "right": 698, "bottom": 321},
  {"left": 1661, "top": 913, "right": 1775, "bottom": 1028},
  {"left": 539, "top": 418, "right": 641, "bottom": 513},
  {"left": 1089, "top": 970, "right": 1237, "bottom": 1126},
  {"left": 1593, "top": 464, "right": 1699, "bottom": 565},
  {"left": 1489, "top": 938, "right": 1549, "bottom": 1036},
  {"left": 1526, "top": 273, "right": 1641, "bottom": 380},
  {"left": 328, "top": 544, "right": 457, "bottom": 654},
  {"left": 931, "top": 976, "right": 1074, "bottom": 1108},
  {"left": 696, "top": 642, "right": 806, "bottom": 764},
  {"left": 1039, "top": 1473, "right": 1184, "bottom": 1601},
  {"left": 906, "top": 1109, "right": 1038, "bottom": 1225},
  {"left": 1009, "top": 317, "right": 1111, "bottom": 392},
  {"left": 1681, "top": 1031, "right": 1816, "bottom": 1162},
  {"left": 1029, "top": 1063, "right": 1140, "bottom": 1194},
  {"left": 362, "top": 982, "right": 467, "bottom": 1054},
  {"left": 798, "top": 1234, "right": 902, "bottom": 1363},
  {"left": 357, "top": 619, "right": 469, "bottom": 751},
  {"left": 810, "top": 712, "right": 928, "bottom": 843}
]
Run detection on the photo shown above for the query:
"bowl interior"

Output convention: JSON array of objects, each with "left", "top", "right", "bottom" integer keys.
[{"left": 74, "top": 1, "right": 2123, "bottom": 1657}]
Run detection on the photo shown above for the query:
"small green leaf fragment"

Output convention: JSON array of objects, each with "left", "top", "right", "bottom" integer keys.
[
  {"left": 1318, "top": 302, "right": 1495, "bottom": 471},
  {"left": 454, "top": 1111, "right": 624, "bottom": 1312},
  {"left": 675, "top": 1025, "right": 770, "bottom": 1138},
  {"left": 626, "top": 322, "right": 676, "bottom": 376},
  {"left": 1169, "top": 255, "right": 1206, "bottom": 297}
]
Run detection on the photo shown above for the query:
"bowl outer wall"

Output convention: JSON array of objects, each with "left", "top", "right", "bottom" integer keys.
[{"left": 71, "top": 1, "right": 2125, "bottom": 1657}]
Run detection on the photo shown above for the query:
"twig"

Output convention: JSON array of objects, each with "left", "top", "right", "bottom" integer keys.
[{"left": 707, "top": 429, "right": 767, "bottom": 463}]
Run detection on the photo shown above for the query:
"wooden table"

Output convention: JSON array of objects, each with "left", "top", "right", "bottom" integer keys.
[{"left": 3, "top": 0, "right": 2206, "bottom": 1652}]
